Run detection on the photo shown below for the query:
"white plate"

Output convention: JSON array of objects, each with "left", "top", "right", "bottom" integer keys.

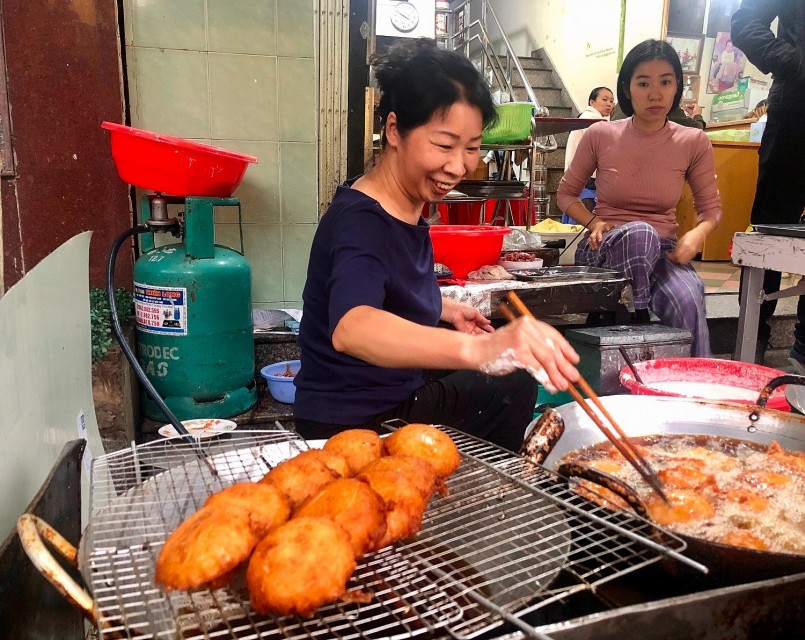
[{"left": 158, "top": 418, "right": 238, "bottom": 439}]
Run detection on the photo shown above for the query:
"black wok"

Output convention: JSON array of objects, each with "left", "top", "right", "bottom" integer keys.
[{"left": 521, "top": 393, "right": 805, "bottom": 583}]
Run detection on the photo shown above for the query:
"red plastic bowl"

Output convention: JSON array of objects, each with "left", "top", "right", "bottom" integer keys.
[
  {"left": 429, "top": 225, "right": 511, "bottom": 279},
  {"left": 101, "top": 122, "right": 258, "bottom": 197},
  {"left": 619, "top": 357, "right": 790, "bottom": 412}
]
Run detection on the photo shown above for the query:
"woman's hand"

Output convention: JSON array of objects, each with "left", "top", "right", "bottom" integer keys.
[
  {"left": 446, "top": 302, "right": 494, "bottom": 335},
  {"left": 586, "top": 218, "right": 616, "bottom": 251},
  {"left": 472, "top": 316, "right": 579, "bottom": 393},
  {"left": 682, "top": 103, "right": 703, "bottom": 117},
  {"left": 668, "top": 227, "right": 705, "bottom": 264}
]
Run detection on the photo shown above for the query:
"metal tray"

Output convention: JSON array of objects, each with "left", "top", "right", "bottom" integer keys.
[
  {"left": 457, "top": 180, "right": 527, "bottom": 199},
  {"left": 753, "top": 224, "right": 805, "bottom": 240},
  {"left": 510, "top": 266, "right": 624, "bottom": 283}
]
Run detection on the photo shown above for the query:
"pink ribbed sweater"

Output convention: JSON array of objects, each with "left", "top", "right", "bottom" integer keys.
[{"left": 556, "top": 118, "right": 722, "bottom": 240}]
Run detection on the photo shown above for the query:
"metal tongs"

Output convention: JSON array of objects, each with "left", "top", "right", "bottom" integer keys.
[{"left": 500, "top": 291, "right": 669, "bottom": 502}]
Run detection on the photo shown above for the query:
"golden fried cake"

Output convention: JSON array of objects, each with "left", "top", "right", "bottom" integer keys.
[
  {"left": 360, "top": 455, "right": 439, "bottom": 501},
  {"left": 260, "top": 450, "right": 343, "bottom": 509},
  {"left": 358, "top": 468, "right": 427, "bottom": 549},
  {"left": 384, "top": 423, "right": 461, "bottom": 479},
  {"left": 323, "top": 429, "right": 383, "bottom": 475},
  {"left": 203, "top": 482, "right": 291, "bottom": 538},
  {"left": 246, "top": 516, "right": 356, "bottom": 616},
  {"left": 155, "top": 505, "right": 257, "bottom": 591},
  {"left": 295, "top": 478, "right": 387, "bottom": 556}
]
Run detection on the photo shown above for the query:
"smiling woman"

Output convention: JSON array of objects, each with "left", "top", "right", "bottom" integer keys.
[{"left": 293, "top": 39, "right": 581, "bottom": 450}]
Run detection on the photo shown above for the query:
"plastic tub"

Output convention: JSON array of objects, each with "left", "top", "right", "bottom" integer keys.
[
  {"left": 260, "top": 360, "right": 300, "bottom": 404},
  {"left": 619, "top": 357, "right": 790, "bottom": 412},
  {"left": 429, "top": 225, "right": 511, "bottom": 279},
  {"left": 482, "top": 102, "right": 534, "bottom": 144},
  {"left": 101, "top": 122, "right": 258, "bottom": 196}
]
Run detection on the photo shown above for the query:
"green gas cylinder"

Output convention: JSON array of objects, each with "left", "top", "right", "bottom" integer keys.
[{"left": 133, "top": 196, "right": 256, "bottom": 421}]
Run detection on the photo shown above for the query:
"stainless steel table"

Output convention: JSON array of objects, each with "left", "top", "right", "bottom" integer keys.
[
  {"left": 732, "top": 232, "right": 805, "bottom": 361},
  {"left": 440, "top": 274, "right": 632, "bottom": 320}
]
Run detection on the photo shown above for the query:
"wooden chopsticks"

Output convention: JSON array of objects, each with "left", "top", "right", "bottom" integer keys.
[{"left": 500, "top": 292, "right": 669, "bottom": 502}]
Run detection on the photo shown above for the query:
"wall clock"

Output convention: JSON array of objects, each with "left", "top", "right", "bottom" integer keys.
[{"left": 390, "top": 1, "right": 420, "bottom": 33}]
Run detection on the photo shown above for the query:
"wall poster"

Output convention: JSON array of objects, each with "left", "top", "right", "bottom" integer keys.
[
  {"left": 666, "top": 33, "right": 704, "bottom": 74},
  {"left": 707, "top": 32, "right": 747, "bottom": 94}
]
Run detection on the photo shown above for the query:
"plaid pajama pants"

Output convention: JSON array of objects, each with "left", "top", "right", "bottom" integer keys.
[{"left": 575, "top": 221, "right": 711, "bottom": 357}]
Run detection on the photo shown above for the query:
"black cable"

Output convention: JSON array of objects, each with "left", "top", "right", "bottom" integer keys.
[
  {"left": 106, "top": 225, "right": 192, "bottom": 441},
  {"left": 555, "top": 212, "right": 597, "bottom": 263}
]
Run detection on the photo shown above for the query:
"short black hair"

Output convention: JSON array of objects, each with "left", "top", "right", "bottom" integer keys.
[
  {"left": 588, "top": 86, "right": 612, "bottom": 104},
  {"left": 616, "top": 39, "right": 683, "bottom": 117},
  {"left": 371, "top": 39, "right": 497, "bottom": 143}
]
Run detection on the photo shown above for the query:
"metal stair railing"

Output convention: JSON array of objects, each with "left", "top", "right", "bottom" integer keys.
[{"left": 444, "top": 0, "right": 558, "bottom": 224}]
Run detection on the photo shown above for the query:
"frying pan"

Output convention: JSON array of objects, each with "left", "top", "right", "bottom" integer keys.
[{"left": 522, "top": 394, "right": 805, "bottom": 583}]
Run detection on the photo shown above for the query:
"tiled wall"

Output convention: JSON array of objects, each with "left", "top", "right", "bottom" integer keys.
[{"left": 123, "top": 0, "right": 318, "bottom": 309}]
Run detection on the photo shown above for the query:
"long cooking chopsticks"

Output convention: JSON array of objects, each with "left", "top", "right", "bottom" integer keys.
[{"left": 500, "top": 291, "right": 669, "bottom": 502}]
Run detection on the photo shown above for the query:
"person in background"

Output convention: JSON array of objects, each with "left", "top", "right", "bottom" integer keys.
[
  {"left": 731, "top": 0, "right": 805, "bottom": 368},
  {"left": 557, "top": 39, "right": 723, "bottom": 357},
  {"left": 677, "top": 102, "right": 707, "bottom": 128},
  {"left": 293, "top": 39, "right": 580, "bottom": 450},
  {"left": 745, "top": 98, "right": 768, "bottom": 121},
  {"left": 561, "top": 86, "right": 614, "bottom": 223}
]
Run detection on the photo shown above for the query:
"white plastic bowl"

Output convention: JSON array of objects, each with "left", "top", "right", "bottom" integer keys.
[
  {"left": 260, "top": 360, "right": 300, "bottom": 404},
  {"left": 498, "top": 257, "right": 543, "bottom": 271}
]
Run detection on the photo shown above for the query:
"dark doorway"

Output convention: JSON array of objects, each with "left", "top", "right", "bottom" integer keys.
[{"left": 347, "top": 0, "right": 371, "bottom": 178}]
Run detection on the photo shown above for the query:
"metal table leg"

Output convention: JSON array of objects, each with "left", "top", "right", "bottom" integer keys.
[{"left": 734, "top": 265, "right": 764, "bottom": 362}]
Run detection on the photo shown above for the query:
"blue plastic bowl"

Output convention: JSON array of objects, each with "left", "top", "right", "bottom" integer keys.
[{"left": 260, "top": 360, "right": 300, "bottom": 404}]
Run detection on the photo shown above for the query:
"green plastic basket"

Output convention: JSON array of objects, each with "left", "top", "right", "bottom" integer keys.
[{"left": 482, "top": 102, "right": 534, "bottom": 144}]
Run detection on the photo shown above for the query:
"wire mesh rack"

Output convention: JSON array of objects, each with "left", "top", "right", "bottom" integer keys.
[{"left": 81, "top": 427, "right": 690, "bottom": 640}]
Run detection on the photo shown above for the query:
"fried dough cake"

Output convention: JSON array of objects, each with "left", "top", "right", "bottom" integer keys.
[
  {"left": 295, "top": 478, "right": 387, "bottom": 555},
  {"left": 155, "top": 505, "right": 257, "bottom": 591},
  {"left": 260, "top": 450, "right": 347, "bottom": 509},
  {"left": 323, "top": 429, "right": 383, "bottom": 475},
  {"left": 384, "top": 423, "right": 461, "bottom": 479},
  {"left": 360, "top": 455, "right": 439, "bottom": 501},
  {"left": 645, "top": 488, "right": 715, "bottom": 526},
  {"left": 307, "top": 448, "right": 352, "bottom": 478},
  {"left": 358, "top": 468, "right": 427, "bottom": 549},
  {"left": 247, "top": 516, "right": 356, "bottom": 616},
  {"left": 204, "top": 482, "right": 291, "bottom": 538}
]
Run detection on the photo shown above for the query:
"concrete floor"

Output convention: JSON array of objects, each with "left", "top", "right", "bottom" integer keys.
[{"left": 706, "top": 291, "right": 801, "bottom": 372}]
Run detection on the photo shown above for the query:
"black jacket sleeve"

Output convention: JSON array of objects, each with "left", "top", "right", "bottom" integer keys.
[{"left": 731, "top": 0, "right": 800, "bottom": 80}]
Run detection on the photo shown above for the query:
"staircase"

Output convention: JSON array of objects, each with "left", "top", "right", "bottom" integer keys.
[
  {"left": 442, "top": 1, "right": 579, "bottom": 220},
  {"left": 511, "top": 49, "right": 579, "bottom": 218}
]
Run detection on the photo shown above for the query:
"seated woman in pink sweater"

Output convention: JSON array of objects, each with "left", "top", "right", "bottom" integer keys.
[{"left": 556, "top": 39, "right": 722, "bottom": 356}]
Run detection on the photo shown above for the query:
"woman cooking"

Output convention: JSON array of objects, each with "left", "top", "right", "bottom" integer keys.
[{"left": 293, "top": 39, "right": 579, "bottom": 451}]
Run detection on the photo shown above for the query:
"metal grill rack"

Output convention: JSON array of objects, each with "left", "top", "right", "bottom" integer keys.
[{"left": 82, "top": 428, "right": 691, "bottom": 640}]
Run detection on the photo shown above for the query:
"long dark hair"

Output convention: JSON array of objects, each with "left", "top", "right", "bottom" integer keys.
[
  {"left": 616, "top": 39, "right": 683, "bottom": 117},
  {"left": 371, "top": 39, "right": 497, "bottom": 144}
]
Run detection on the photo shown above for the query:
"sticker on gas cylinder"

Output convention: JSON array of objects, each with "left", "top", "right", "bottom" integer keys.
[{"left": 134, "top": 283, "right": 188, "bottom": 335}]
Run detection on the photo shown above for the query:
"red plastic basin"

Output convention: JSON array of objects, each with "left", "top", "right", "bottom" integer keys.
[
  {"left": 429, "top": 225, "right": 511, "bottom": 279},
  {"left": 101, "top": 122, "right": 258, "bottom": 197},
  {"left": 619, "top": 357, "right": 790, "bottom": 412}
]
